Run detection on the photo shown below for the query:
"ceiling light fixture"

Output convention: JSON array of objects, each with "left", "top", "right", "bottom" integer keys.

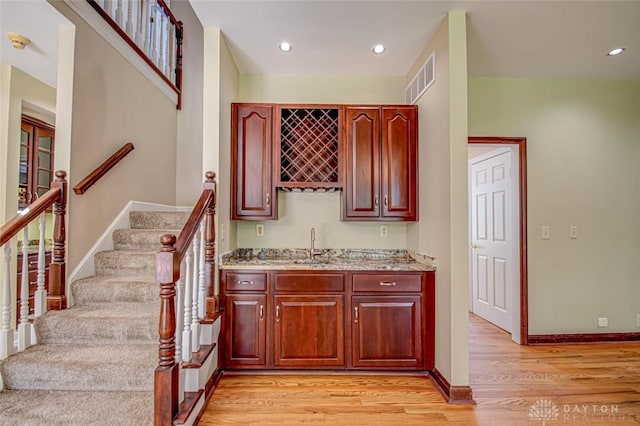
[
  {"left": 7, "top": 32, "right": 31, "bottom": 50},
  {"left": 373, "top": 44, "right": 385, "bottom": 54},
  {"left": 607, "top": 47, "right": 625, "bottom": 56},
  {"left": 279, "top": 42, "right": 291, "bottom": 52}
]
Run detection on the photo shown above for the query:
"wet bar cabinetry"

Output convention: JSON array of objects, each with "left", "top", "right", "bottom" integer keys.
[
  {"left": 220, "top": 269, "right": 434, "bottom": 371},
  {"left": 230, "top": 103, "right": 418, "bottom": 222}
]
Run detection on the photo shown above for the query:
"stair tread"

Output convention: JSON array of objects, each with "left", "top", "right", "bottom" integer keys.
[
  {"left": 37, "top": 302, "right": 157, "bottom": 320},
  {"left": 72, "top": 274, "right": 157, "bottom": 284},
  {"left": 0, "top": 389, "right": 153, "bottom": 426},
  {"left": 2, "top": 342, "right": 157, "bottom": 366}
]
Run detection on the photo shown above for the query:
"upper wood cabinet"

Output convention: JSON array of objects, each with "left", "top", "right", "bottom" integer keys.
[
  {"left": 19, "top": 116, "right": 55, "bottom": 209},
  {"left": 231, "top": 104, "right": 276, "bottom": 220},
  {"left": 343, "top": 106, "right": 417, "bottom": 221}
]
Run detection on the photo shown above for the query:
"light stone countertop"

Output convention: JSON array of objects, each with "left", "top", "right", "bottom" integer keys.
[{"left": 220, "top": 248, "right": 436, "bottom": 272}]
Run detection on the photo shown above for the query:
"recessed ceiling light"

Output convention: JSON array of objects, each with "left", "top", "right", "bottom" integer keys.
[
  {"left": 607, "top": 47, "right": 625, "bottom": 56},
  {"left": 373, "top": 44, "right": 385, "bottom": 54},
  {"left": 279, "top": 42, "right": 291, "bottom": 52}
]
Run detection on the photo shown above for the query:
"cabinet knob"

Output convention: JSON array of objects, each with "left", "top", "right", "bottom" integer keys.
[
  {"left": 237, "top": 280, "right": 254, "bottom": 285},
  {"left": 354, "top": 306, "right": 359, "bottom": 323},
  {"left": 384, "top": 195, "right": 388, "bottom": 207},
  {"left": 374, "top": 195, "right": 379, "bottom": 207},
  {"left": 259, "top": 304, "right": 264, "bottom": 320},
  {"left": 379, "top": 281, "right": 396, "bottom": 286},
  {"left": 266, "top": 193, "right": 271, "bottom": 206},
  {"left": 275, "top": 305, "right": 280, "bottom": 321}
]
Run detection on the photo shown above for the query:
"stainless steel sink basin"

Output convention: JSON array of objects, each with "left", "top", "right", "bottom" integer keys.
[{"left": 292, "top": 258, "right": 330, "bottom": 265}]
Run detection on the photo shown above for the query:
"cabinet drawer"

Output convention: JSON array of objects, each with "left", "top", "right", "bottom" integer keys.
[
  {"left": 275, "top": 273, "right": 344, "bottom": 292},
  {"left": 352, "top": 273, "right": 422, "bottom": 293},
  {"left": 226, "top": 272, "right": 267, "bottom": 291}
]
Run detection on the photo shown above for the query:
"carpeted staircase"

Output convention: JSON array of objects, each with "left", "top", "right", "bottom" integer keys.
[{"left": 0, "top": 211, "right": 188, "bottom": 426}]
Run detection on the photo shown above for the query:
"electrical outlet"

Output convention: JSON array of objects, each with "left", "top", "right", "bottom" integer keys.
[
  {"left": 569, "top": 226, "right": 578, "bottom": 239},
  {"left": 380, "top": 225, "right": 388, "bottom": 237},
  {"left": 636, "top": 314, "right": 640, "bottom": 328},
  {"left": 220, "top": 223, "right": 225, "bottom": 241},
  {"left": 541, "top": 226, "right": 551, "bottom": 240},
  {"left": 598, "top": 317, "right": 608, "bottom": 328},
  {"left": 256, "top": 223, "right": 264, "bottom": 237}
]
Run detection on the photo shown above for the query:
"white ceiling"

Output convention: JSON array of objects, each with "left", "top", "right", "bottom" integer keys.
[
  {"left": 190, "top": 0, "right": 640, "bottom": 80},
  {"left": 0, "top": 0, "right": 71, "bottom": 88},
  {"left": 0, "top": 0, "right": 638, "bottom": 92}
]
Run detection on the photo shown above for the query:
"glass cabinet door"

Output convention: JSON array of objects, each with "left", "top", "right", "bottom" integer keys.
[{"left": 19, "top": 116, "right": 55, "bottom": 206}]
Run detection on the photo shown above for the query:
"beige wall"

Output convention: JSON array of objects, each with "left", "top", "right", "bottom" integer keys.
[
  {"left": 469, "top": 77, "right": 640, "bottom": 334},
  {"left": 236, "top": 73, "right": 407, "bottom": 249},
  {"left": 53, "top": 2, "right": 178, "bottom": 272},
  {"left": 406, "top": 12, "right": 469, "bottom": 387},
  {"left": 173, "top": 0, "right": 205, "bottom": 206}
]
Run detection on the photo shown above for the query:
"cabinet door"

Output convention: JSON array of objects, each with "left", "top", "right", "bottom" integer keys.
[
  {"left": 19, "top": 117, "right": 55, "bottom": 208},
  {"left": 381, "top": 107, "right": 417, "bottom": 220},
  {"left": 224, "top": 294, "right": 267, "bottom": 367},
  {"left": 274, "top": 295, "right": 344, "bottom": 367},
  {"left": 231, "top": 104, "right": 276, "bottom": 220},
  {"left": 343, "top": 107, "right": 380, "bottom": 219},
  {"left": 351, "top": 295, "right": 422, "bottom": 369}
]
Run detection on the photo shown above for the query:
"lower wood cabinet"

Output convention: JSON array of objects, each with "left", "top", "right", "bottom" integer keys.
[
  {"left": 274, "top": 295, "right": 344, "bottom": 367},
  {"left": 351, "top": 296, "right": 422, "bottom": 369},
  {"left": 224, "top": 294, "right": 267, "bottom": 368},
  {"left": 221, "top": 269, "right": 434, "bottom": 371}
]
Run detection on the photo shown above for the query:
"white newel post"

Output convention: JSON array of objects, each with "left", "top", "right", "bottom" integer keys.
[
  {"left": 34, "top": 213, "right": 47, "bottom": 317},
  {"left": 191, "top": 233, "right": 200, "bottom": 353},
  {"left": 181, "top": 248, "right": 192, "bottom": 362},
  {"left": 18, "top": 229, "right": 30, "bottom": 351},
  {"left": 1, "top": 245, "right": 14, "bottom": 359}
]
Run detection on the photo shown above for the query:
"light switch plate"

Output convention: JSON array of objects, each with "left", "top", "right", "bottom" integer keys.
[
  {"left": 256, "top": 223, "right": 264, "bottom": 237},
  {"left": 598, "top": 317, "right": 608, "bottom": 328},
  {"left": 541, "top": 226, "right": 551, "bottom": 240},
  {"left": 569, "top": 226, "right": 578, "bottom": 239}
]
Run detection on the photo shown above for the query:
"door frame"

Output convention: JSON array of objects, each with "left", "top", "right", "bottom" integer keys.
[{"left": 469, "top": 137, "right": 528, "bottom": 345}]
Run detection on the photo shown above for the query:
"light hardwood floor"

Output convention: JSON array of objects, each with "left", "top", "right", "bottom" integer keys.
[{"left": 199, "top": 314, "right": 640, "bottom": 425}]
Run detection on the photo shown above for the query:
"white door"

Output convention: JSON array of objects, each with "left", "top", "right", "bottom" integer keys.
[{"left": 470, "top": 150, "right": 514, "bottom": 332}]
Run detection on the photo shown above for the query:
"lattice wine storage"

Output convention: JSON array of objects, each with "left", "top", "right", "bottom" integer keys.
[{"left": 278, "top": 108, "right": 340, "bottom": 189}]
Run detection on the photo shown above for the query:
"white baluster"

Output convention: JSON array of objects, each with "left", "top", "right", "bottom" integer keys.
[
  {"left": 150, "top": 0, "right": 159, "bottom": 65},
  {"left": 18, "top": 229, "right": 31, "bottom": 351},
  {"left": 1, "top": 245, "right": 14, "bottom": 359},
  {"left": 167, "top": 24, "right": 175, "bottom": 82},
  {"left": 191, "top": 234, "right": 200, "bottom": 353},
  {"left": 198, "top": 221, "right": 206, "bottom": 319},
  {"left": 164, "top": 14, "right": 171, "bottom": 76},
  {"left": 174, "top": 274, "right": 183, "bottom": 363},
  {"left": 34, "top": 213, "right": 47, "bottom": 317},
  {"left": 136, "top": 0, "right": 149, "bottom": 50},
  {"left": 125, "top": 0, "right": 135, "bottom": 38},
  {"left": 115, "top": 0, "right": 124, "bottom": 27},
  {"left": 158, "top": 12, "right": 166, "bottom": 70},
  {"left": 104, "top": 0, "right": 115, "bottom": 18},
  {"left": 181, "top": 248, "right": 192, "bottom": 362}
]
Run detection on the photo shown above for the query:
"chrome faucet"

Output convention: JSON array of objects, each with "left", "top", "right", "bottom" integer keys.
[{"left": 310, "top": 227, "right": 322, "bottom": 260}]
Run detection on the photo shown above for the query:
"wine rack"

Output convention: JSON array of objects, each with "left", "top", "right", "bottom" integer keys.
[{"left": 278, "top": 107, "right": 340, "bottom": 189}]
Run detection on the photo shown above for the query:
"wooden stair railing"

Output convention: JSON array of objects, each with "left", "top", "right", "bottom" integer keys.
[
  {"left": 87, "top": 0, "right": 184, "bottom": 109},
  {"left": 155, "top": 171, "right": 217, "bottom": 426},
  {"left": 0, "top": 171, "right": 68, "bottom": 359},
  {"left": 73, "top": 142, "right": 135, "bottom": 195}
]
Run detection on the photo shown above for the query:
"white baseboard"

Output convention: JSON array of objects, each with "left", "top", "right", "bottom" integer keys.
[{"left": 66, "top": 201, "right": 190, "bottom": 306}]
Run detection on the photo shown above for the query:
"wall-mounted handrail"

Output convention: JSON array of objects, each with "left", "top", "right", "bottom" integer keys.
[
  {"left": 154, "top": 171, "right": 217, "bottom": 426},
  {"left": 73, "top": 143, "right": 135, "bottom": 195},
  {"left": 86, "top": 0, "right": 183, "bottom": 109}
]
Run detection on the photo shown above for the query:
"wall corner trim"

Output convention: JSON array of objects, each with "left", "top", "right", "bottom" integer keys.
[{"left": 430, "top": 368, "right": 476, "bottom": 405}]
